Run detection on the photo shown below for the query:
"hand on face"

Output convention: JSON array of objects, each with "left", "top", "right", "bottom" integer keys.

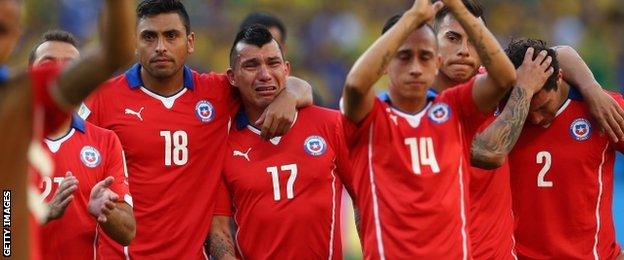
[{"left": 516, "top": 47, "right": 554, "bottom": 95}]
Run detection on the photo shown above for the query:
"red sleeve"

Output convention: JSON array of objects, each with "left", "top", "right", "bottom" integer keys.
[
  {"left": 103, "top": 129, "right": 132, "bottom": 206},
  {"left": 610, "top": 92, "right": 624, "bottom": 152},
  {"left": 438, "top": 76, "right": 491, "bottom": 137},
  {"left": 207, "top": 72, "right": 240, "bottom": 119},
  {"left": 213, "top": 174, "right": 233, "bottom": 216},
  {"left": 342, "top": 98, "right": 384, "bottom": 149},
  {"left": 29, "top": 64, "right": 68, "bottom": 136},
  {"left": 332, "top": 116, "right": 356, "bottom": 200}
]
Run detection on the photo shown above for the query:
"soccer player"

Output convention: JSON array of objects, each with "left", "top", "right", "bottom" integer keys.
[
  {"left": 80, "top": 1, "right": 312, "bottom": 258},
  {"left": 239, "top": 12, "right": 287, "bottom": 50},
  {"left": 28, "top": 30, "right": 136, "bottom": 259},
  {"left": 0, "top": 0, "right": 134, "bottom": 258},
  {"left": 418, "top": 1, "right": 624, "bottom": 258},
  {"left": 208, "top": 25, "right": 349, "bottom": 259},
  {"left": 340, "top": 0, "right": 521, "bottom": 258},
  {"left": 472, "top": 38, "right": 624, "bottom": 259}
]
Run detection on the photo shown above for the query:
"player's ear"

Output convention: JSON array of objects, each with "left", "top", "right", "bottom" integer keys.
[
  {"left": 435, "top": 54, "right": 442, "bottom": 72},
  {"left": 284, "top": 61, "right": 291, "bottom": 77},
  {"left": 187, "top": 32, "right": 195, "bottom": 54},
  {"left": 226, "top": 68, "right": 237, "bottom": 88}
]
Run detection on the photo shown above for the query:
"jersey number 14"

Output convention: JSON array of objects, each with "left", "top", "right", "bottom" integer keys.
[{"left": 405, "top": 137, "right": 440, "bottom": 174}]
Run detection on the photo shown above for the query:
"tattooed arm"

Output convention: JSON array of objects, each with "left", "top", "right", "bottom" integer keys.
[
  {"left": 342, "top": 0, "right": 443, "bottom": 123},
  {"left": 207, "top": 216, "right": 236, "bottom": 260},
  {"left": 471, "top": 47, "right": 553, "bottom": 169},
  {"left": 442, "top": 0, "right": 516, "bottom": 112}
]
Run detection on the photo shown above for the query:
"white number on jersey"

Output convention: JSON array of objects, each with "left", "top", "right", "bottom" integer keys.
[
  {"left": 39, "top": 175, "right": 67, "bottom": 201},
  {"left": 536, "top": 151, "right": 553, "bottom": 187},
  {"left": 404, "top": 137, "right": 440, "bottom": 174},
  {"left": 160, "top": 130, "right": 188, "bottom": 166},
  {"left": 266, "top": 164, "right": 298, "bottom": 201}
]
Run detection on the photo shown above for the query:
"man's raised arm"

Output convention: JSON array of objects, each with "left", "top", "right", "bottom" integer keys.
[
  {"left": 342, "top": 0, "right": 443, "bottom": 123},
  {"left": 53, "top": 0, "right": 135, "bottom": 109},
  {"left": 442, "top": 0, "right": 516, "bottom": 112}
]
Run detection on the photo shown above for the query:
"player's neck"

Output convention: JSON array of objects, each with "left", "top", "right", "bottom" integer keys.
[
  {"left": 432, "top": 72, "right": 460, "bottom": 93},
  {"left": 243, "top": 103, "right": 265, "bottom": 129},
  {"left": 555, "top": 81, "right": 571, "bottom": 107},
  {"left": 46, "top": 119, "right": 71, "bottom": 140},
  {"left": 388, "top": 91, "right": 428, "bottom": 114},
  {"left": 140, "top": 67, "right": 185, "bottom": 96}
]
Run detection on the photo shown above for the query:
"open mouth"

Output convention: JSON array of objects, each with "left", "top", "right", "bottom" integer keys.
[{"left": 255, "top": 86, "right": 278, "bottom": 96}]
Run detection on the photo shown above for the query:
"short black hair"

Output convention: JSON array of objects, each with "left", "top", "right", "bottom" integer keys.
[
  {"left": 381, "top": 13, "right": 436, "bottom": 36},
  {"left": 28, "top": 30, "right": 78, "bottom": 65},
  {"left": 137, "top": 0, "right": 191, "bottom": 35},
  {"left": 505, "top": 38, "right": 560, "bottom": 91},
  {"left": 229, "top": 25, "right": 282, "bottom": 68},
  {"left": 239, "top": 12, "right": 286, "bottom": 43},
  {"left": 434, "top": 0, "right": 486, "bottom": 31}
]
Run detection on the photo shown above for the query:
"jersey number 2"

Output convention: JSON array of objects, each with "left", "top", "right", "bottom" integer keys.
[
  {"left": 160, "top": 130, "right": 188, "bottom": 166},
  {"left": 266, "top": 164, "right": 298, "bottom": 201},
  {"left": 536, "top": 151, "right": 553, "bottom": 187}
]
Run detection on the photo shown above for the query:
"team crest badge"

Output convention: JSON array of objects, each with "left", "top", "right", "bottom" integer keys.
[
  {"left": 304, "top": 135, "right": 327, "bottom": 156},
  {"left": 428, "top": 103, "right": 451, "bottom": 124},
  {"left": 569, "top": 118, "right": 591, "bottom": 141},
  {"left": 80, "top": 146, "right": 101, "bottom": 168},
  {"left": 195, "top": 100, "right": 215, "bottom": 123}
]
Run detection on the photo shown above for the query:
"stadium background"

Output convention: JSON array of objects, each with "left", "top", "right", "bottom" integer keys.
[{"left": 8, "top": 0, "right": 624, "bottom": 258}]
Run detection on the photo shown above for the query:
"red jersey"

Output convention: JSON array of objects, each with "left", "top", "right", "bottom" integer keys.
[
  {"left": 214, "top": 106, "right": 348, "bottom": 259},
  {"left": 81, "top": 64, "right": 238, "bottom": 259},
  {"left": 28, "top": 64, "right": 68, "bottom": 260},
  {"left": 509, "top": 88, "right": 624, "bottom": 259},
  {"left": 38, "top": 114, "right": 131, "bottom": 260},
  {"left": 456, "top": 76, "right": 516, "bottom": 260},
  {"left": 342, "top": 83, "right": 483, "bottom": 260}
]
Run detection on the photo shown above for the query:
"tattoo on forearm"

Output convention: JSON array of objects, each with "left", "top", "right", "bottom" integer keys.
[
  {"left": 472, "top": 87, "right": 531, "bottom": 160},
  {"left": 209, "top": 233, "right": 235, "bottom": 259}
]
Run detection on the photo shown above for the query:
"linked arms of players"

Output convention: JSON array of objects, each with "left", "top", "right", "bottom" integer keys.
[
  {"left": 88, "top": 177, "right": 136, "bottom": 246},
  {"left": 51, "top": 0, "right": 135, "bottom": 110},
  {"left": 342, "top": 0, "right": 443, "bottom": 123},
  {"left": 442, "top": 0, "right": 516, "bottom": 112},
  {"left": 257, "top": 76, "right": 313, "bottom": 140},
  {"left": 207, "top": 216, "right": 237, "bottom": 260},
  {"left": 554, "top": 45, "right": 624, "bottom": 142},
  {"left": 471, "top": 48, "right": 553, "bottom": 169}
]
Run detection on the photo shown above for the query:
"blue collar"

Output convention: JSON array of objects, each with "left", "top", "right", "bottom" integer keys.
[
  {"left": 567, "top": 85, "right": 583, "bottom": 101},
  {"left": 235, "top": 107, "right": 251, "bottom": 130},
  {"left": 0, "top": 66, "right": 9, "bottom": 84},
  {"left": 124, "top": 63, "right": 195, "bottom": 90},
  {"left": 378, "top": 88, "right": 438, "bottom": 104},
  {"left": 70, "top": 113, "right": 86, "bottom": 133}
]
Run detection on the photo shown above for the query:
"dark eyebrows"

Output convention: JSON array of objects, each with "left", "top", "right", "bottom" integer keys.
[
  {"left": 445, "top": 31, "right": 462, "bottom": 39},
  {"left": 240, "top": 57, "right": 260, "bottom": 66},
  {"left": 140, "top": 29, "right": 183, "bottom": 36}
]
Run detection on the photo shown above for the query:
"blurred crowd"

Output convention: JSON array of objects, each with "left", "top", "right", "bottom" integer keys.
[{"left": 10, "top": 0, "right": 624, "bottom": 108}]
